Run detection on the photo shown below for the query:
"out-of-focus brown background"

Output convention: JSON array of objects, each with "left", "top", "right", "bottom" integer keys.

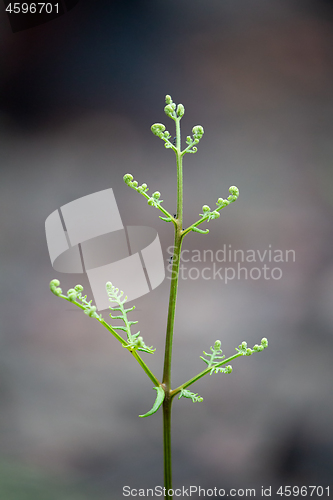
[{"left": 1, "top": 0, "right": 333, "bottom": 498}]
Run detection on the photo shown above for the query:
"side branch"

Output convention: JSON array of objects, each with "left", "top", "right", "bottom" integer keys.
[
  {"left": 170, "top": 353, "right": 242, "bottom": 399},
  {"left": 170, "top": 337, "right": 268, "bottom": 399},
  {"left": 123, "top": 174, "right": 177, "bottom": 227},
  {"left": 181, "top": 186, "right": 240, "bottom": 238},
  {"left": 49, "top": 280, "right": 160, "bottom": 387}
]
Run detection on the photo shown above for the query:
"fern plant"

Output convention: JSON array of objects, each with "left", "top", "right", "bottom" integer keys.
[{"left": 49, "top": 95, "right": 268, "bottom": 499}]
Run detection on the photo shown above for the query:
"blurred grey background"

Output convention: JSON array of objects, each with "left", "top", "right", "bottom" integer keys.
[{"left": 1, "top": 0, "right": 333, "bottom": 498}]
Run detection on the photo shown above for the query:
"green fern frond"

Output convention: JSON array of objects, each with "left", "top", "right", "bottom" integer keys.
[
  {"left": 210, "top": 365, "right": 232, "bottom": 375},
  {"left": 178, "top": 389, "right": 203, "bottom": 403},
  {"left": 200, "top": 340, "right": 225, "bottom": 368},
  {"left": 106, "top": 282, "right": 155, "bottom": 354}
]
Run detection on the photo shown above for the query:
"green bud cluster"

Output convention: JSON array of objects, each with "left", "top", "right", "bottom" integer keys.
[
  {"left": 163, "top": 94, "right": 184, "bottom": 121},
  {"left": 191, "top": 185, "right": 240, "bottom": 235},
  {"left": 148, "top": 195, "right": 163, "bottom": 207},
  {"left": 216, "top": 187, "right": 240, "bottom": 209},
  {"left": 123, "top": 173, "right": 173, "bottom": 223},
  {"left": 261, "top": 338, "right": 268, "bottom": 348},
  {"left": 151, "top": 123, "right": 171, "bottom": 142},
  {"left": 150, "top": 94, "right": 207, "bottom": 158},
  {"left": 67, "top": 288, "right": 77, "bottom": 302},
  {"left": 50, "top": 279, "right": 62, "bottom": 296},
  {"left": 177, "top": 104, "right": 185, "bottom": 118},
  {"left": 235, "top": 338, "right": 268, "bottom": 356},
  {"left": 216, "top": 198, "right": 229, "bottom": 208},
  {"left": 199, "top": 206, "right": 220, "bottom": 222},
  {"left": 151, "top": 123, "right": 166, "bottom": 137},
  {"left": 49, "top": 279, "right": 103, "bottom": 321},
  {"left": 183, "top": 125, "right": 204, "bottom": 155},
  {"left": 164, "top": 103, "right": 176, "bottom": 118},
  {"left": 228, "top": 186, "right": 239, "bottom": 199},
  {"left": 123, "top": 173, "right": 149, "bottom": 194},
  {"left": 192, "top": 125, "right": 204, "bottom": 140},
  {"left": 135, "top": 336, "right": 144, "bottom": 348},
  {"left": 139, "top": 184, "right": 148, "bottom": 192},
  {"left": 214, "top": 340, "right": 222, "bottom": 351},
  {"left": 123, "top": 173, "right": 133, "bottom": 184},
  {"left": 123, "top": 174, "right": 167, "bottom": 211},
  {"left": 150, "top": 95, "right": 187, "bottom": 153},
  {"left": 147, "top": 190, "right": 163, "bottom": 208}
]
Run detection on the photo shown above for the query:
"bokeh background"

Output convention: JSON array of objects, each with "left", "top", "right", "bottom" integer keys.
[{"left": 1, "top": 0, "right": 333, "bottom": 498}]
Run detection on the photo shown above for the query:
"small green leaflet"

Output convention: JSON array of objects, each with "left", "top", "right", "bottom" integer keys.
[{"left": 139, "top": 385, "right": 165, "bottom": 418}]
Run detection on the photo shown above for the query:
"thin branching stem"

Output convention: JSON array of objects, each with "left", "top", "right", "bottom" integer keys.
[{"left": 50, "top": 95, "right": 250, "bottom": 500}]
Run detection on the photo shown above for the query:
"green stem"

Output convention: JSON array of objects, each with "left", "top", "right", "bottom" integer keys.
[
  {"left": 181, "top": 216, "right": 208, "bottom": 237},
  {"left": 162, "top": 116, "right": 183, "bottom": 499},
  {"left": 102, "top": 319, "right": 161, "bottom": 386},
  {"left": 162, "top": 232, "right": 182, "bottom": 388},
  {"left": 163, "top": 393, "right": 173, "bottom": 499},
  {"left": 131, "top": 350, "right": 161, "bottom": 387},
  {"left": 162, "top": 117, "right": 183, "bottom": 390},
  {"left": 175, "top": 117, "right": 183, "bottom": 224},
  {"left": 101, "top": 319, "right": 128, "bottom": 346}
]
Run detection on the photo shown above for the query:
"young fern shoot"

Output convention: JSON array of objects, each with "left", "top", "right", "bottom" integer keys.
[{"left": 49, "top": 94, "right": 268, "bottom": 500}]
